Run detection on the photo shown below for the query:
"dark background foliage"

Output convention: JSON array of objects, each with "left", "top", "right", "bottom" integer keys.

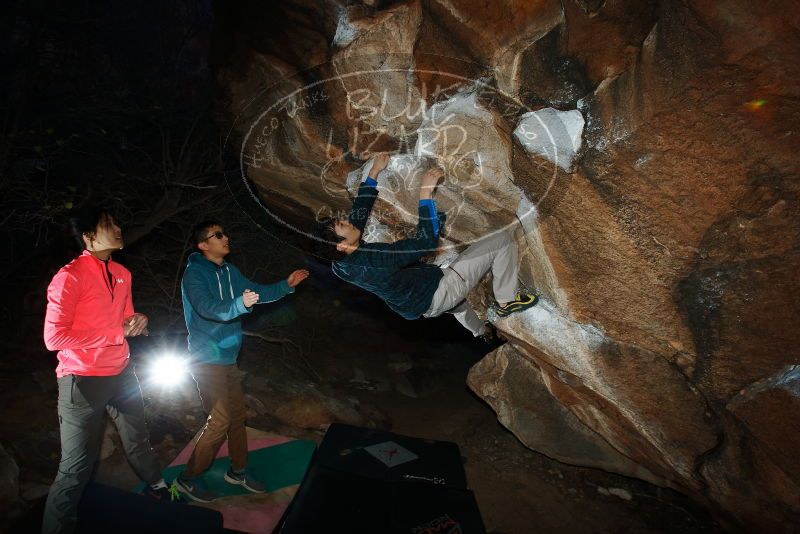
[{"left": 0, "top": 0, "right": 276, "bottom": 345}]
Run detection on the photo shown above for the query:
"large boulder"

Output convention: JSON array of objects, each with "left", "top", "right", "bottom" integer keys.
[
  {"left": 212, "top": 0, "right": 800, "bottom": 529},
  {"left": 467, "top": 344, "right": 665, "bottom": 485}
]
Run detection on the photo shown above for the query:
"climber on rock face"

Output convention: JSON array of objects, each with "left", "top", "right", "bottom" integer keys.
[{"left": 317, "top": 154, "right": 538, "bottom": 340}]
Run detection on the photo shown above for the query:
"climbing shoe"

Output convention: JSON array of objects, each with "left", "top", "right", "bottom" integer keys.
[
  {"left": 173, "top": 473, "right": 216, "bottom": 503},
  {"left": 495, "top": 291, "right": 539, "bottom": 317},
  {"left": 224, "top": 467, "right": 266, "bottom": 494}
]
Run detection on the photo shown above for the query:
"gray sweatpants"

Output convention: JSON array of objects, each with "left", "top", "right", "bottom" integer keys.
[
  {"left": 42, "top": 364, "right": 162, "bottom": 534},
  {"left": 424, "top": 230, "right": 519, "bottom": 336}
]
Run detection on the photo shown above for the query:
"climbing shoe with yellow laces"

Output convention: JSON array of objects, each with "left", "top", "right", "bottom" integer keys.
[{"left": 495, "top": 291, "right": 539, "bottom": 317}]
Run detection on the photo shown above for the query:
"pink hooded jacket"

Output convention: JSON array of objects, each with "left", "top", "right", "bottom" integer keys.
[{"left": 44, "top": 250, "right": 136, "bottom": 377}]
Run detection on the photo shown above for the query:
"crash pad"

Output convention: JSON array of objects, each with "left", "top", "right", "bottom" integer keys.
[{"left": 149, "top": 427, "right": 316, "bottom": 533}]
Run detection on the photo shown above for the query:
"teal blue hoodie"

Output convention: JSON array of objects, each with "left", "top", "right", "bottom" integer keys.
[{"left": 181, "top": 252, "right": 294, "bottom": 364}]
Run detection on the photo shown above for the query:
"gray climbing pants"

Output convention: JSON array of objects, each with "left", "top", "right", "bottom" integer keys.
[
  {"left": 42, "top": 364, "right": 162, "bottom": 534},
  {"left": 424, "top": 230, "right": 519, "bottom": 336}
]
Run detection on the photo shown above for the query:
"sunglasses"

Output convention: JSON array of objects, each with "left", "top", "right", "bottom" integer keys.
[{"left": 201, "top": 230, "right": 229, "bottom": 242}]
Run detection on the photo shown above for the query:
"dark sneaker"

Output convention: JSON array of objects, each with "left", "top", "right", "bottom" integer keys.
[
  {"left": 142, "top": 483, "right": 185, "bottom": 503},
  {"left": 495, "top": 292, "right": 539, "bottom": 317},
  {"left": 224, "top": 468, "right": 266, "bottom": 494},
  {"left": 174, "top": 473, "right": 216, "bottom": 503}
]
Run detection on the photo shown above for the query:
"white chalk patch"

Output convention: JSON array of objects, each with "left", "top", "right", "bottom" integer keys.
[
  {"left": 332, "top": 6, "right": 358, "bottom": 48},
  {"left": 514, "top": 108, "right": 585, "bottom": 172},
  {"left": 501, "top": 297, "right": 605, "bottom": 379},
  {"left": 515, "top": 194, "right": 570, "bottom": 311}
]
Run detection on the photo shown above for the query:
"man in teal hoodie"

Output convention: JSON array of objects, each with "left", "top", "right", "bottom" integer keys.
[{"left": 174, "top": 221, "right": 308, "bottom": 502}]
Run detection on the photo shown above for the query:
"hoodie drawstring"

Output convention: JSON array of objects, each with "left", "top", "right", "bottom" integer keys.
[
  {"left": 214, "top": 266, "right": 235, "bottom": 301},
  {"left": 225, "top": 265, "right": 234, "bottom": 299},
  {"left": 215, "top": 271, "right": 223, "bottom": 300}
]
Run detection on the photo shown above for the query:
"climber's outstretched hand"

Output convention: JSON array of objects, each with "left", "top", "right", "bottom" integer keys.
[
  {"left": 368, "top": 153, "right": 391, "bottom": 178},
  {"left": 419, "top": 167, "right": 444, "bottom": 199}
]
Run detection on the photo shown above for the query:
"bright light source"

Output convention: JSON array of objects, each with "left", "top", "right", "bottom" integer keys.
[{"left": 150, "top": 354, "right": 189, "bottom": 387}]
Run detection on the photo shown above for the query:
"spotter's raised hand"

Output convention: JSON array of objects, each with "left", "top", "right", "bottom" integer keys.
[{"left": 287, "top": 269, "right": 310, "bottom": 288}]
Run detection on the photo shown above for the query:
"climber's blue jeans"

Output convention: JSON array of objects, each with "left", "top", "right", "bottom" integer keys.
[
  {"left": 42, "top": 365, "right": 162, "bottom": 534},
  {"left": 424, "top": 230, "right": 519, "bottom": 336}
]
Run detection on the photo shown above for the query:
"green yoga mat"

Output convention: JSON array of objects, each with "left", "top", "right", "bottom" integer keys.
[{"left": 164, "top": 439, "right": 316, "bottom": 497}]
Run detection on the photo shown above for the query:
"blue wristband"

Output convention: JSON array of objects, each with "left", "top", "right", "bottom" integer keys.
[{"left": 419, "top": 199, "right": 439, "bottom": 237}]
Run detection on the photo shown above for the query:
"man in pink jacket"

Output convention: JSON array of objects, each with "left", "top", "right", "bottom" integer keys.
[{"left": 42, "top": 208, "right": 170, "bottom": 533}]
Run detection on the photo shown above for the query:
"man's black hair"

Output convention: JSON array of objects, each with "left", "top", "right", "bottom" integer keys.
[
  {"left": 192, "top": 220, "right": 222, "bottom": 247},
  {"left": 68, "top": 207, "right": 116, "bottom": 251},
  {"left": 312, "top": 218, "right": 347, "bottom": 262}
]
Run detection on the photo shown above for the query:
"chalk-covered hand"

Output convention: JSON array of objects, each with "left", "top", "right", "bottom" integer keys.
[
  {"left": 419, "top": 167, "right": 444, "bottom": 199},
  {"left": 369, "top": 153, "right": 391, "bottom": 177}
]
